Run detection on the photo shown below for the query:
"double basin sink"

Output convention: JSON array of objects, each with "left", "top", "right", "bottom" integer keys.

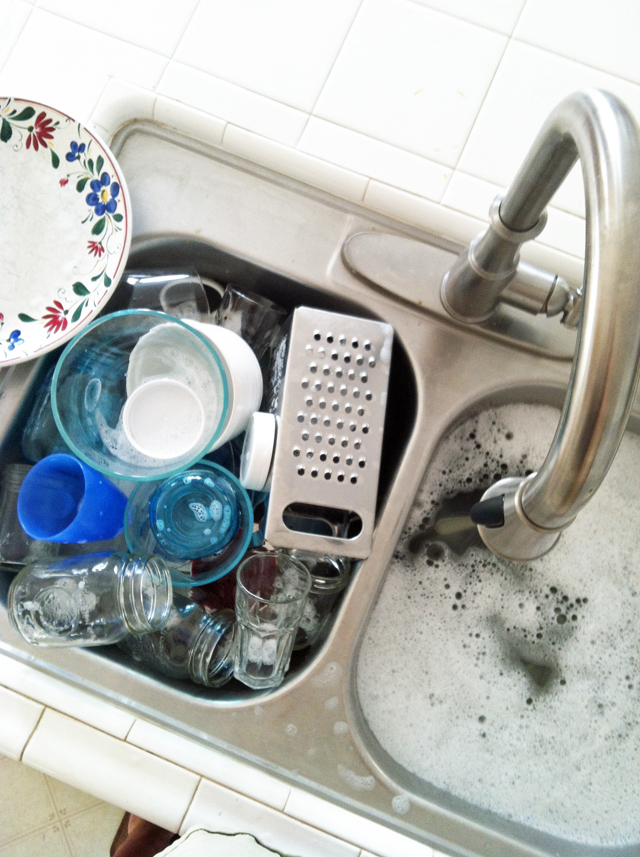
[{"left": 0, "top": 119, "right": 636, "bottom": 857}]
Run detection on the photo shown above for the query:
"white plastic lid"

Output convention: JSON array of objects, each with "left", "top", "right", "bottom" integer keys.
[
  {"left": 122, "top": 378, "right": 205, "bottom": 460},
  {"left": 240, "top": 412, "right": 276, "bottom": 491}
]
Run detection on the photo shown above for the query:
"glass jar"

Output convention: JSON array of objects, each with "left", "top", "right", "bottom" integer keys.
[
  {"left": 287, "top": 550, "right": 350, "bottom": 649},
  {"left": 8, "top": 551, "right": 172, "bottom": 647},
  {"left": 120, "top": 596, "right": 235, "bottom": 688}
]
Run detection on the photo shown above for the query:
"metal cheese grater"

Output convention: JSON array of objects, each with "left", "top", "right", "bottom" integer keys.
[{"left": 265, "top": 307, "right": 393, "bottom": 558}]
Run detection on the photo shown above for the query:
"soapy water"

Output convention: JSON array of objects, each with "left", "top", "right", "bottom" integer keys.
[{"left": 358, "top": 403, "right": 640, "bottom": 846}]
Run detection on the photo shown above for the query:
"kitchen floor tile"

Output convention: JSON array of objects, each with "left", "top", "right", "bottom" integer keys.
[
  {"left": 0, "top": 758, "right": 57, "bottom": 846},
  {"left": 515, "top": 0, "right": 640, "bottom": 85},
  {"left": 45, "top": 775, "right": 103, "bottom": 818},
  {"left": 174, "top": 0, "right": 362, "bottom": 112},
  {"left": 36, "top": 0, "right": 200, "bottom": 57},
  {"left": 314, "top": 0, "right": 506, "bottom": 167},
  {"left": 0, "top": 8, "right": 166, "bottom": 124},
  {"left": 457, "top": 41, "right": 640, "bottom": 218},
  {"left": 411, "top": 0, "right": 526, "bottom": 34},
  {"left": 0, "top": 756, "right": 125, "bottom": 856},
  {"left": 0, "top": 823, "right": 70, "bottom": 857},
  {"left": 61, "top": 803, "right": 124, "bottom": 857}
]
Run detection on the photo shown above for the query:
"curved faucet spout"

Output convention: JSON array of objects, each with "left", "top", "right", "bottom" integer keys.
[{"left": 443, "top": 90, "right": 640, "bottom": 561}]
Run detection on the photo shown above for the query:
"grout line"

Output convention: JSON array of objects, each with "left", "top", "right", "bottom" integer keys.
[
  {"left": 403, "top": 0, "right": 523, "bottom": 38},
  {"left": 124, "top": 718, "right": 136, "bottom": 742},
  {"left": 298, "top": 0, "right": 366, "bottom": 145},
  {"left": 168, "top": 0, "right": 201, "bottom": 62},
  {"left": 42, "top": 772, "right": 75, "bottom": 855},
  {"left": 19, "top": 705, "right": 45, "bottom": 762},
  {"left": 176, "top": 776, "right": 202, "bottom": 835},
  {"left": 0, "top": 0, "right": 34, "bottom": 78}
]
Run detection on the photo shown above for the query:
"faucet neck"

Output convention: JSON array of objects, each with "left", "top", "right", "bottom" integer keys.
[{"left": 444, "top": 89, "right": 640, "bottom": 559}]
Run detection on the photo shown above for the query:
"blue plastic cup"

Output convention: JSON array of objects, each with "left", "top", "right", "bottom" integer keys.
[{"left": 17, "top": 454, "right": 128, "bottom": 543}]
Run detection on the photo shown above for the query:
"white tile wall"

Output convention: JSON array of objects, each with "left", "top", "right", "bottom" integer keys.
[
  {"left": 313, "top": 0, "right": 507, "bottom": 167},
  {"left": 0, "top": 0, "right": 636, "bottom": 269},
  {"left": 173, "top": 0, "right": 363, "bottom": 112}
]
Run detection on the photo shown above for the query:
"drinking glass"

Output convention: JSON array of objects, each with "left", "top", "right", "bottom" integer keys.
[{"left": 233, "top": 552, "right": 310, "bottom": 690}]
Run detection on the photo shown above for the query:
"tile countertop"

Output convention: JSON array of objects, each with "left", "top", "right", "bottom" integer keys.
[{"left": 1, "top": 0, "right": 639, "bottom": 854}]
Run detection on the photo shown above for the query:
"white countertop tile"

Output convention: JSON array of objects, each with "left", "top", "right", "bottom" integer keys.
[
  {"left": 314, "top": 0, "right": 507, "bottom": 167},
  {"left": 157, "top": 62, "right": 308, "bottom": 146},
  {"left": 0, "top": 657, "right": 135, "bottom": 739},
  {"left": 299, "top": 117, "right": 450, "bottom": 201},
  {"left": 182, "top": 778, "right": 359, "bottom": 857},
  {"left": 173, "top": 0, "right": 362, "bottom": 113},
  {"left": 23, "top": 710, "right": 199, "bottom": 833},
  {"left": 0, "top": 0, "right": 32, "bottom": 75},
  {"left": 457, "top": 40, "right": 640, "bottom": 219},
  {"left": 91, "top": 78, "right": 156, "bottom": 140},
  {"left": 515, "top": 0, "right": 640, "bottom": 85},
  {"left": 285, "top": 787, "right": 435, "bottom": 857},
  {"left": 0, "top": 8, "right": 166, "bottom": 124},
  {"left": 0, "top": 685, "right": 42, "bottom": 760},
  {"left": 127, "top": 719, "right": 291, "bottom": 811},
  {"left": 35, "top": 0, "right": 200, "bottom": 57},
  {"left": 412, "top": 0, "right": 526, "bottom": 34},
  {"left": 153, "top": 97, "right": 226, "bottom": 147},
  {"left": 223, "top": 124, "right": 368, "bottom": 202}
]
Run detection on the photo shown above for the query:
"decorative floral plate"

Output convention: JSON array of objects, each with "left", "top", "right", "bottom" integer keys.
[{"left": 0, "top": 97, "right": 131, "bottom": 365}]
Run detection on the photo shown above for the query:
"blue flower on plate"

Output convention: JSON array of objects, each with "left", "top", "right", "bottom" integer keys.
[
  {"left": 65, "top": 140, "right": 86, "bottom": 162},
  {"left": 86, "top": 172, "right": 120, "bottom": 216},
  {"left": 6, "top": 330, "right": 23, "bottom": 351}
]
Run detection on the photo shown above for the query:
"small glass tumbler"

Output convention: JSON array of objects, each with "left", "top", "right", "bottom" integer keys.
[
  {"left": 233, "top": 552, "right": 311, "bottom": 690},
  {"left": 287, "top": 551, "right": 350, "bottom": 650},
  {"left": 107, "top": 268, "right": 211, "bottom": 321},
  {"left": 7, "top": 551, "right": 172, "bottom": 647},
  {"left": 215, "top": 285, "right": 287, "bottom": 364},
  {"left": 120, "top": 596, "right": 234, "bottom": 687}
]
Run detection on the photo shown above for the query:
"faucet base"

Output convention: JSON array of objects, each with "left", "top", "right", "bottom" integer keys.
[{"left": 475, "top": 475, "right": 563, "bottom": 562}]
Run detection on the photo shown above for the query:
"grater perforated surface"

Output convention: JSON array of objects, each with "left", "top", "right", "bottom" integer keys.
[{"left": 265, "top": 307, "right": 393, "bottom": 558}]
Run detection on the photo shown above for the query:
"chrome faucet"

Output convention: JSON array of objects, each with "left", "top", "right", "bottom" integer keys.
[{"left": 442, "top": 90, "right": 640, "bottom": 561}]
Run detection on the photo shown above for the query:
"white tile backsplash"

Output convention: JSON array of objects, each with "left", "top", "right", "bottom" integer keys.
[
  {"left": 173, "top": 0, "right": 363, "bottom": 112},
  {"left": 0, "top": 9, "right": 166, "bottom": 123},
  {"left": 299, "top": 117, "right": 450, "bottom": 201},
  {"left": 158, "top": 62, "right": 308, "bottom": 145},
  {"left": 314, "top": 0, "right": 507, "bottom": 166},
  {"left": 457, "top": 40, "right": 640, "bottom": 218},
  {"left": 153, "top": 96, "right": 226, "bottom": 147},
  {"left": 515, "top": 0, "right": 640, "bottom": 85},
  {"left": 223, "top": 124, "right": 369, "bottom": 201},
  {"left": 36, "top": 0, "right": 199, "bottom": 57},
  {"left": 410, "top": 0, "right": 526, "bottom": 34},
  {"left": 0, "top": 0, "right": 32, "bottom": 75}
]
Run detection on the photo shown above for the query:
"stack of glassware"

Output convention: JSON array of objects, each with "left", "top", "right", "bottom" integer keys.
[{"left": 2, "top": 271, "right": 352, "bottom": 691}]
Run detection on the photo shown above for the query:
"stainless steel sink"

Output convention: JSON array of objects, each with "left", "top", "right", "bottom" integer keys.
[{"left": 1, "top": 120, "right": 635, "bottom": 856}]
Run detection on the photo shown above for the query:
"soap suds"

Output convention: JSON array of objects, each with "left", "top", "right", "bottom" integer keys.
[{"left": 358, "top": 403, "right": 640, "bottom": 846}]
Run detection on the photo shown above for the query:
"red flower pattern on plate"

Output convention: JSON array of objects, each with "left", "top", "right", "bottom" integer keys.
[
  {"left": 87, "top": 240, "right": 105, "bottom": 257},
  {"left": 26, "top": 111, "right": 55, "bottom": 152},
  {"left": 42, "top": 301, "right": 67, "bottom": 334}
]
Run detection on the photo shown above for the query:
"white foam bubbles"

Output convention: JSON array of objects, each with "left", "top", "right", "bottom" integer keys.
[{"left": 358, "top": 403, "right": 640, "bottom": 846}]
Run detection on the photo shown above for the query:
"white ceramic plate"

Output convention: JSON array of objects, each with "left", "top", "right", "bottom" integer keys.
[{"left": 0, "top": 97, "right": 131, "bottom": 365}]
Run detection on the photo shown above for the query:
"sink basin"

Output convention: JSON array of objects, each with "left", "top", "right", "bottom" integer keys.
[{"left": 0, "top": 119, "right": 634, "bottom": 856}]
